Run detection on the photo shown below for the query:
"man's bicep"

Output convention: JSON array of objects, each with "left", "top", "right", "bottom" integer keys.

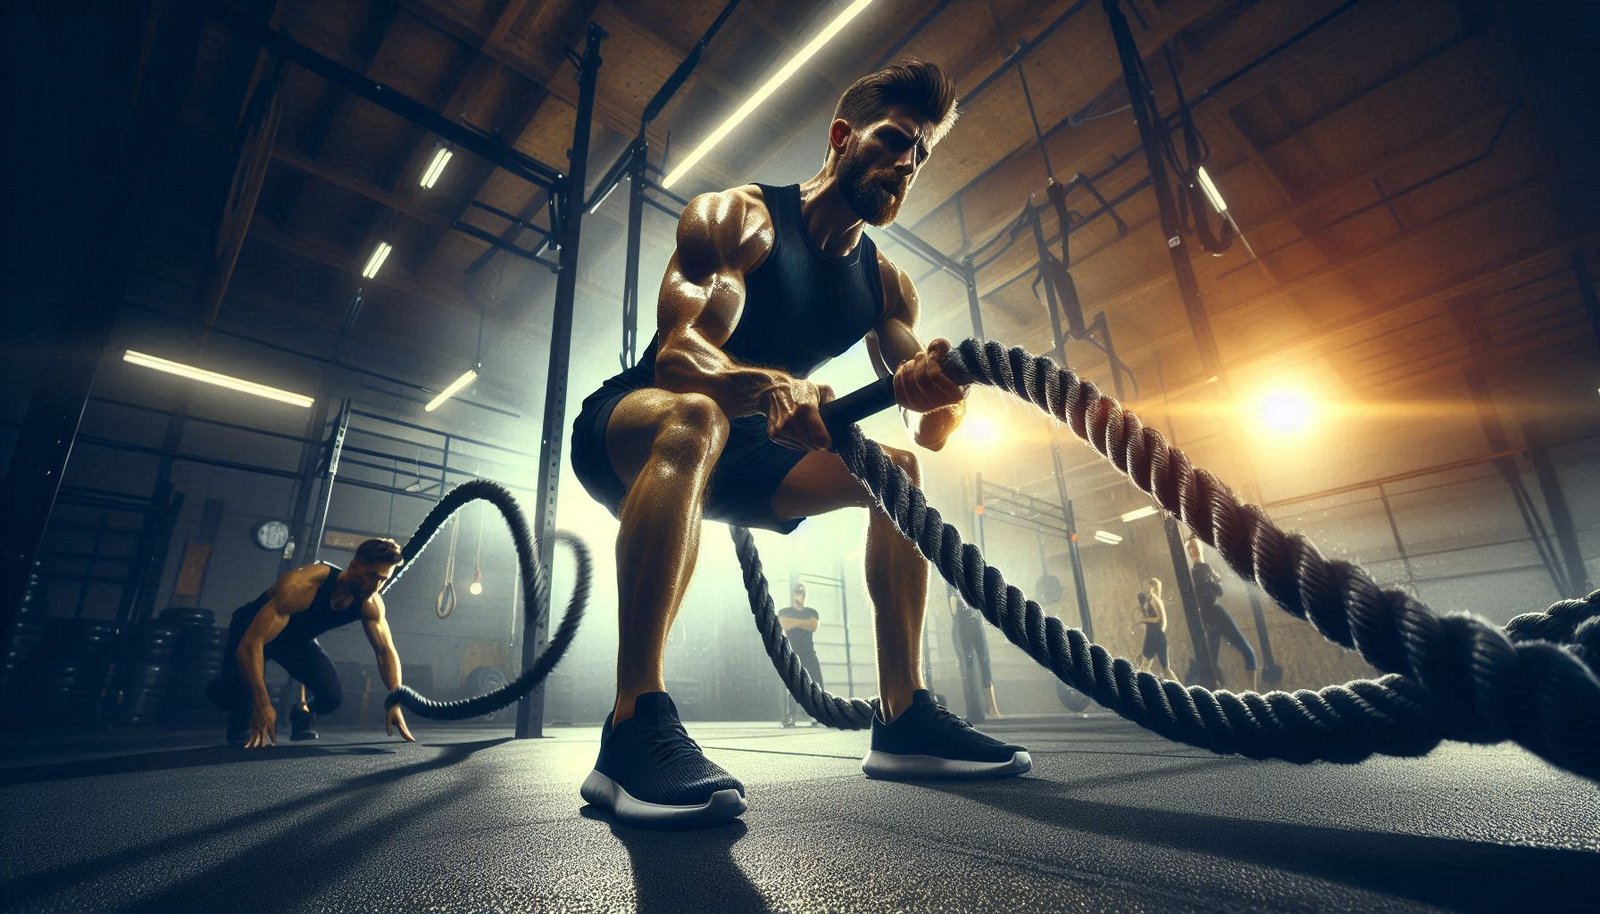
[
  {"left": 870, "top": 258, "right": 927, "bottom": 372},
  {"left": 363, "top": 616, "right": 394, "bottom": 651},
  {"left": 658, "top": 191, "right": 757, "bottom": 342}
]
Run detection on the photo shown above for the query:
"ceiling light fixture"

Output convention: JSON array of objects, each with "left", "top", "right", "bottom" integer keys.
[
  {"left": 1119, "top": 505, "right": 1159, "bottom": 523},
  {"left": 420, "top": 145, "right": 453, "bottom": 189},
  {"left": 424, "top": 364, "right": 479, "bottom": 412},
  {"left": 123, "top": 350, "right": 313, "bottom": 407},
  {"left": 1093, "top": 530, "right": 1123, "bottom": 545},
  {"left": 662, "top": 0, "right": 876, "bottom": 190},
  {"left": 1195, "top": 165, "right": 1228, "bottom": 214},
  {"left": 361, "top": 241, "right": 393, "bottom": 279}
]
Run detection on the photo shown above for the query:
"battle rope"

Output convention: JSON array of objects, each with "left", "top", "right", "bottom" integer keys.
[
  {"left": 743, "top": 338, "right": 1600, "bottom": 782},
  {"left": 379, "top": 478, "right": 592, "bottom": 721}
]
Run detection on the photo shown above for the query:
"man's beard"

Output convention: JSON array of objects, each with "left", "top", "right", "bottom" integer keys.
[{"left": 839, "top": 151, "right": 906, "bottom": 227}]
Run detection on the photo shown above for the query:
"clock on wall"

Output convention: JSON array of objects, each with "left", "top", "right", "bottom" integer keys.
[{"left": 253, "top": 519, "right": 291, "bottom": 552}]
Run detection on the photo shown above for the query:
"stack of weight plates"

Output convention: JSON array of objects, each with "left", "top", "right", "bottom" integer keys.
[
  {"left": 158, "top": 607, "right": 224, "bottom": 724},
  {"left": 108, "top": 621, "right": 177, "bottom": 727},
  {"left": 0, "top": 570, "right": 51, "bottom": 728},
  {"left": 36, "top": 618, "right": 119, "bottom": 728}
]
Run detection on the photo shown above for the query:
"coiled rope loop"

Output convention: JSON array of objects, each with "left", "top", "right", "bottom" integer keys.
[
  {"left": 738, "top": 338, "right": 1600, "bottom": 781},
  {"left": 379, "top": 479, "right": 591, "bottom": 720}
]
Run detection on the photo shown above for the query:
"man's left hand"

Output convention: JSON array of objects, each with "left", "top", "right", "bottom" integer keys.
[
  {"left": 892, "top": 338, "right": 967, "bottom": 413},
  {"left": 386, "top": 705, "right": 416, "bottom": 742}
]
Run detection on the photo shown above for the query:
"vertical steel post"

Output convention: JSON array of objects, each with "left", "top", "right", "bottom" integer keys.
[
  {"left": 962, "top": 257, "right": 985, "bottom": 338},
  {"left": 308, "top": 400, "right": 350, "bottom": 563},
  {"left": 519, "top": 23, "right": 606, "bottom": 739},
  {"left": 1103, "top": 0, "right": 1223, "bottom": 381}
]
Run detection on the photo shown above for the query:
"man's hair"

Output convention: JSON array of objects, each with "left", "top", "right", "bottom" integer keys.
[
  {"left": 354, "top": 537, "right": 404, "bottom": 567},
  {"left": 830, "top": 59, "right": 959, "bottom": 155}
]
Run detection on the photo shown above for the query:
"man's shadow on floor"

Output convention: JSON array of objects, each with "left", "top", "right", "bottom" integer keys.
[
  {"left": 0, "top": 742, "right": 397, "bottom": 786},
  {"left": 581, "top": 807, "right": 770, "bottom": 914},
  {"left": 918, "top": 777, "right": 1595, "bottom": 912}
]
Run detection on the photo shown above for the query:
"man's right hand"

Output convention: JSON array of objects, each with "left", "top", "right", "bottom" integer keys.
[
  {"left": 760, "top": 378, "right": 835, "bottom": 451},
  {"left": 244, "top": 703, "right": 277, "bottom": 749}
]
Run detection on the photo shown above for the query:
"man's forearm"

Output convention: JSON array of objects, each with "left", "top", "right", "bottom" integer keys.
[
  {"left": 656, "top": 340, "right": 791, "bottom": 417},
  {"left": 237, "top": 642, "right": 272, "bottom": 708},
  {"left": 376, "top": 649, "right": 403, "bottom": 691}
]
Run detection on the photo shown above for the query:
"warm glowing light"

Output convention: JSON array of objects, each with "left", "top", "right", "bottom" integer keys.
[
  {"left": 962, "top": 415, "right": 999, "bottom": 444},
  {"left": 361, "top": 241, "right": 393, "bottom": 279},
  {"left": 425, "top": 367, "right": 479, "bottom": 412},
  {"left": 468, "top": 567, "right": 483, "bottom": 596},
  {"left": 663, "top": 0, "right": 875, "bottom": 189},
  {"left": 1119, "top": 505, "right": 1158, "bottom": 523},
  {"left": 123, "top": 350, "right": 313, "bottom": 407},
  {"left": 1258, "top": 388, "right": 1314, "bottom": 434},
  {"left": 420, "top": 146, "right": 453, "bottom": 189},
  {"left": 1093, "top": 530, "right": 1123, "bottom": 545}
]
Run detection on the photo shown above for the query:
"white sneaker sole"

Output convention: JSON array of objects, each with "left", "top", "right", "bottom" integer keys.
[
  {"left": 861, "top": 749, "right": 1032, "bottom": 780},
  {"left": 580, "top": 769, "right": 748, "bottom": 826}
]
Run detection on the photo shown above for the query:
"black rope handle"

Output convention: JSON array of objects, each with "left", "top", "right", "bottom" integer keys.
[
  {"left": 379, "top": 479, "right": 591, "bottom": 721},
  {"left": 747, "top": 339, "right": 1599, "bottom": 780}
]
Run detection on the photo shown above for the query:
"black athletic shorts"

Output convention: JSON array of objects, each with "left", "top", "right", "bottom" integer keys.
[{"left": 570, "top": 381, "right": 809, "bottom": 534}]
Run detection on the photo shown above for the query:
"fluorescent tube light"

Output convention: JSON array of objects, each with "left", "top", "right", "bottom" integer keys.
[
  {"left": 424, "top": 366, "right": 479, "bottom": 412},
  {"left": 663, "top": 0, "right": 875, "bottom": 189},
  {"left": 1119, "top": 505, "right": 1159, "bottom": 522},
  {"left": 420, "top": 146, "right": 453, "bottom": 189},
  {"left": 1196, "top": 165, "right": 1227, "bottom": 214},
  {"left": 1093, "top": 530, "right": 1123, "bottom": 545},
  {"left": 123, "top": 350, "right": 313, "bottom": 408},
  {"left": 361, "top": 241, "right": 393, "bottom": 279}
]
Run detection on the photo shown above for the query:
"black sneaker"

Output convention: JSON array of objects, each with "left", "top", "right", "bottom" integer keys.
[
  {"left": 862, "top": 689, "right": 1031, "bottom": 780},
  {"left": 290, "top": 706, "right": 319, "bottom": 741},
  {"left": 580, "top": 692, "right": 746, "bottom": 826}
]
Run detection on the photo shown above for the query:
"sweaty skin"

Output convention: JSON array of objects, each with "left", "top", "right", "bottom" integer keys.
[
  {"left": 600, "top": 104, "right": 966, "bottom": 725},
  {"left": 234, "top": 561, "right": 415, "bottom": 748}
]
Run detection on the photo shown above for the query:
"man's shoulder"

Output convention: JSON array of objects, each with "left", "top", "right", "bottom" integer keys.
[
  {"left": 679, "top": 184, "right": 774, "bottom": 271},
  {"left": 802, "top": 607, "right": 820, "bottom": 619},
  {"left": 268, "top": 565, "right": 326, "bottom": 610}
]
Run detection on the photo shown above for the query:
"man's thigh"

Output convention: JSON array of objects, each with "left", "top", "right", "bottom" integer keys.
[{"left": 768, "top": 449, "right": 876, "bottom": 520}]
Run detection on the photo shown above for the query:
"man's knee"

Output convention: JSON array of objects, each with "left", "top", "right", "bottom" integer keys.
[
  {"left": 307, "top": 669, "right": 343, "bottom": 714},
  {"left": 654, "top": 393, "right": 730, "bottom": 464},
  {"left": 309, "top": 684, "right": 343, "bottom": 715},
  {"left": 881, "top": 445, "right": 921, "bottom": 485}
]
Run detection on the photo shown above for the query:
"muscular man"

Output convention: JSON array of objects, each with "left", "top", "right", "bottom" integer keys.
[
  {"left": 778, "top": 582, "right": 823, "bottom": 727},
  {"left": 948, "top": 582, "right": 1002, "bottom": 724},
  {"left": 205, "top": 538, "right": 415, "bottom": 748},
  {"left": 570, "top": 61, "right": 1029, "bottom": 826},
  {"left": 1186, "top": 534, "right": 1260, "bottom": 691}
]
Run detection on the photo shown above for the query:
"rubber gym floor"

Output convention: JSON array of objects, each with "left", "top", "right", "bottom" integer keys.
[{"left": 2, "top": 713, "right": 1595, "bottom": 913}]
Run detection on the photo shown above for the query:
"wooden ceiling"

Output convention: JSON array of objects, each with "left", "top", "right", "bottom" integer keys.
[{"left": 142, "top": 0, "right": 1598, "bottom": 511}]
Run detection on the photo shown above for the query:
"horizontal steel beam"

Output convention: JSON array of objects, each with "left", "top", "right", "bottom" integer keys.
[{"left": 214, "top": 7, "right": 565, "bottom": 189}]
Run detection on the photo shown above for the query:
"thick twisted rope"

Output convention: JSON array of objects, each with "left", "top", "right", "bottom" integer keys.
[
  {"left": 739, "top": 339, "right": 1600, "bottom": 781},
  {"left": 379, "top": 479, "right": 591, "bottom": 720},
  {"left": 731, "top": 525, "right": 876, "bottom": 729}
]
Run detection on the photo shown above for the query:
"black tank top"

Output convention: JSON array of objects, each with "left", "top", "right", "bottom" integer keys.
[
  {"left": 230, "top": 564, "right": 361, "bottom": 643},
  {"left": 604, "top": 183, "right": 886, "bottom": 404}
]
